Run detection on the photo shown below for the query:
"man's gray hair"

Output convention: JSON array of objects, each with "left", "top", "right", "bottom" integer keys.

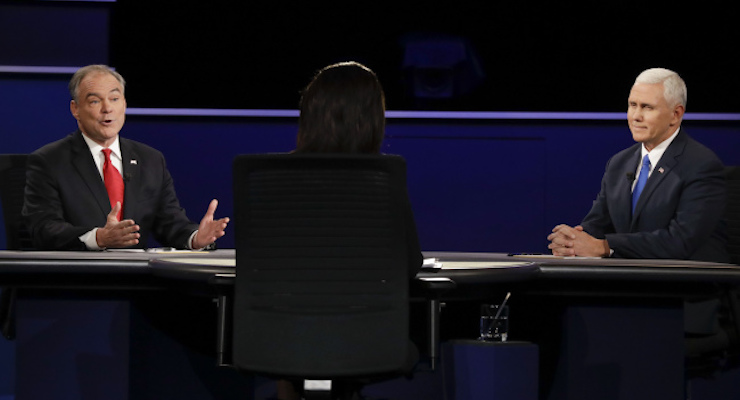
[
  {"left": 68, "top": 65, "right": 126, "bottom": 102},
  {"left": 634, "top": 68, "right": 687, "bottom": 108}
]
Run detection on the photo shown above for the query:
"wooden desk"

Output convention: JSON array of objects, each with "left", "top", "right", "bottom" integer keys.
[
  {"left": 424, "top": 253, "right": 740, "bottom": 400},
  {"left": 0, "top": 249, "right": 250, "bottom": 400},
  {"left": 0, "top": 249, "right": 235, "bottom": 289},
  {"left": 3, "top": 251, "right": 740, "bottom": 400},
  {"left": 147, "top": 252, "right": 740, "bottom": 400}
]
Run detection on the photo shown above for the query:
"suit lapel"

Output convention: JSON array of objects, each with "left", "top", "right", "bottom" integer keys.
[
  {"left": 615, "top": 146, "right": 641, "bottom": 232},
  {"left": 631, "top": 129, "right": 686, "bottom": 226},
  {"left": 120, "top": 138, "right": 140, "bottom": 220},
  {"left": 70, "top": 131, "right": 110, "bottom": 219}
]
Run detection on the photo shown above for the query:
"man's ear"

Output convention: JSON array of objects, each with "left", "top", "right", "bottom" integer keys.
[
  {"left": 70, "top": 100, "right": 79, "bottom": 120},
  {"left": 671, "top": 103, "right": 685, "bottom": 125}
]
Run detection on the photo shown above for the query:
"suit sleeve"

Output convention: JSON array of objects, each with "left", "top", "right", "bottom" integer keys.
[
  {"left": 580, "top": 157, "right": 618, "bottom": 239},
  {"left": 147, "top": 155, "right": 198, "bottom": 249},
  {"left": 22, "top": 151, "right": 89, "bottom": 250}
]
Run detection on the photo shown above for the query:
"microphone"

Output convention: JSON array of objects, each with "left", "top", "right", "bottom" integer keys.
[{"left": 626, "top": 172, "right": 635, "bottom": 182}]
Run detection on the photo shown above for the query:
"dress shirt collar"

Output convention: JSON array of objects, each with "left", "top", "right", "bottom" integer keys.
[
  {"left": 81, "top": 132, "right": 122, "bottom": 176},
  {"left": 640, "top": 126, "right": 680, "bottom": 173}
]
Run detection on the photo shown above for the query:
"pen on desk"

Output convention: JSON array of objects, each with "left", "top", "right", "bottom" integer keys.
[
  {"left": 146, "top": 247, "right": 176, "bottom": 252},
  {"left": 493, "top": 292, "right": 511, "bottom": 321}
]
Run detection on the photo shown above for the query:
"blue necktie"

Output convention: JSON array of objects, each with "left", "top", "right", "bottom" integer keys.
[{"left": 632, "top": 154, "right": 651, "bottom": 214}]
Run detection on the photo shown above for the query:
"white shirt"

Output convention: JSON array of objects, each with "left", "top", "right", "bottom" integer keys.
[
  {"left": 81, "top": 133, "right": 123, "bottom": 180},
  {"left": 632, "top": 127, "right": 680, "bottom": 192},
  {"left": 77, "top": 133, "right": 199, "bottom": 250},
  {"left": 79, "top": 134, "right": 123, "bottom": 249}
]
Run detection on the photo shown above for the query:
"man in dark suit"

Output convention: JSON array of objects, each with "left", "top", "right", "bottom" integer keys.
[
  {"left": 537, "top": 69, "right": 729, "bottom": 396},
  {"left": 547, "top": 68, "right": 727, "bottom": 262},
  {"left": 22, "top": 64, "right": 229, "bottom": 250}
]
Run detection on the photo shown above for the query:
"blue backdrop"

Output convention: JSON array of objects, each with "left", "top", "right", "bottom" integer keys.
[{"left": 3, "top": 72, "right": 740, "bottom": 253}]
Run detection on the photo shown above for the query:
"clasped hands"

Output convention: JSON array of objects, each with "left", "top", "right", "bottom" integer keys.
[
  {"left": 547, "top": 224, "right": 610, "bottom": 257},
  {"left": 95, "top": 199, "right": 229, "bottom": 249}
]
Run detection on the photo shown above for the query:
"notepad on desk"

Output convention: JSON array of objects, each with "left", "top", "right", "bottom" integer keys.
[
  {"left": 421, "top": 258, "right": 533, "bottom": 270},
  {"left": 105, "top": 248, "right": 208, "bottom": 254},
  {"left": 508, "top": 253, "right": 562, "bottom": 259},
  {"left": 438, "top": 261, "right": 531, "bottom": 270},
  {"left": 421, "top": 258, "right": 442, "bottom": 270},
  {"left": 509, "top": 253, "right": 603, "bottom": 260}
]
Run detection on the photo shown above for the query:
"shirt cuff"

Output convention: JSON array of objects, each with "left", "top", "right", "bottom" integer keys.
[
  {"left": 188, "top": 230, "right": 203, "bottom": 250},
  {"left": 79, "top": 228, "right": 103, "bottom": 250}
]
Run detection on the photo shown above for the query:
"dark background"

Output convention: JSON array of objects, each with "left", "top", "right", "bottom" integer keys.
[{"left": 109, "top": 3, "right": 740, "bottom": 112}]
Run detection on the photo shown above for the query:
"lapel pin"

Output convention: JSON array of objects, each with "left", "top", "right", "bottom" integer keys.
[
  {"left": 130, "top": 160, "right": 138, "bottom": 165},
  {"left": 658, "top": 167, "right": 664, "bottom": 174}
]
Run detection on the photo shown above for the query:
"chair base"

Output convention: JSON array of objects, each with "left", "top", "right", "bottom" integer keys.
[{"left": 303, "top": 380, "right": 364, "bottom": 400}]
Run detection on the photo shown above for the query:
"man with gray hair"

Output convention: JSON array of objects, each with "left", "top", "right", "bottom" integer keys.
[
  {"left": 547, "top": 68, "right": 727, "bottom": 262},
  {"left": 23, "top": 64, "right": 229, "bottom": 250}
]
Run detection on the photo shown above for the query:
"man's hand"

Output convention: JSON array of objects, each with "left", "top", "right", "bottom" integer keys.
[
  {"left": 191, "top": 199, "right": 229, "bottom": 249},
  {"left": 547, "top": 224, "right": 610, "bottom": 257},
  {"left": 96, "top": 202, "right": 140, "bottom": 248}
]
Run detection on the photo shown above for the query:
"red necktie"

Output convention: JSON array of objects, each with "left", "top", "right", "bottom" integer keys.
[{"left": 102, "top": 148, "right": 124, "bottom": 221}]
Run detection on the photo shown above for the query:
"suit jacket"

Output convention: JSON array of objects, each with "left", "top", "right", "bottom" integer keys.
[
  {"left": 581, "top": 129, "right": 728, "bottom": 262},
  {"left": 22, "top": 130, "right": 198, "bottom": 250}
]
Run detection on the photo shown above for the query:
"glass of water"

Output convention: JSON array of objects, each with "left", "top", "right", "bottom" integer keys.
[{"left": 479, "top": 303, "right": 509, "bottom": 342}]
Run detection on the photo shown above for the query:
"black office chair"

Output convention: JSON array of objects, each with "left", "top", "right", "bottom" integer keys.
[
  {"left": 686, "top": 166, "right": 740, "bottom": 378},
  {"left": 0, "top": 154, "right": 32, "bottom": 340},
  {"left": 0, "top": 154, "right": 32, "bottom": 251},
  {"left": 726, "top": 166, "right": 740, "bottom": 265},
  {"left": 231, "top": 153, "right": 414, "bottom": 400}
]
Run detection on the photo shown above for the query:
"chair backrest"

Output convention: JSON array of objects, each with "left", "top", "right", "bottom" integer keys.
[
  {"left": 0, "top": 154, "right": 32, "bottom": 250},
  {"left": 727, "top": 166, "right": 740, "bottom": 265},
  {"left": 231, "top": 153, "right": 410, "bottom": 379}
]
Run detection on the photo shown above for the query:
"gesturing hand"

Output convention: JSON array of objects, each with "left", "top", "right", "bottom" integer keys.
[
  {"left": 96, "top": 202, "right": 140, "bottom": 248},
  {"left": 191, "top": 199, "right": 230, "bottom": 249}
]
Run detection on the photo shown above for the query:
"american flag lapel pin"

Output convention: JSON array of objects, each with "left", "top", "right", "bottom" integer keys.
[
  {"left": 658, "top": 167, "right": 664, "bottom": 174},
  {"left": 130, "top": 160, "right": 138, "bottom": 165}
]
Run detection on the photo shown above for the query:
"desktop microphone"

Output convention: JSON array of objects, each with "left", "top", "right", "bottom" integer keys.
[{"left": 626, "top": 172, "right": 635, "bottom": 182}]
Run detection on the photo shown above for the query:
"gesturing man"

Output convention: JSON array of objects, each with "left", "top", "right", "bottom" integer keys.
[{"left": 23, "top": 64, "right": 228, "bottom": 250}]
